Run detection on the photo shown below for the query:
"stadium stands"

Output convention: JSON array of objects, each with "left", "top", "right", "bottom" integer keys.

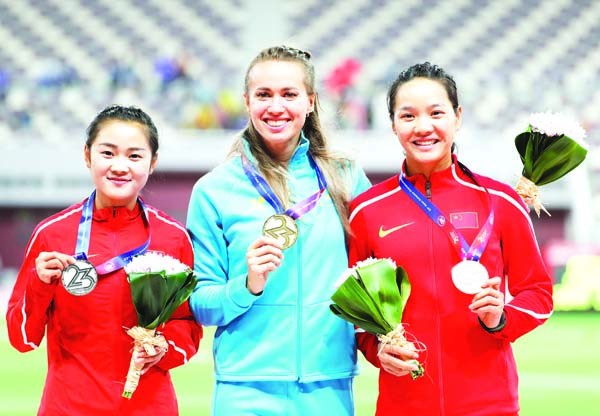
[
  {"left": 0, "top": 0, "right": 598, "bottom": 137},
  {"left": 0, "top": 0, "right": 598, "bottom": 242}
]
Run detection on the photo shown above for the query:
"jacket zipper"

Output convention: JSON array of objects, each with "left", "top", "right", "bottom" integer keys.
[
  {"left": 428, "top": 180, "right": 445, "bottom": 414},
  {"left": 296, "top": 229, "right": 303, "bottom": 383}
]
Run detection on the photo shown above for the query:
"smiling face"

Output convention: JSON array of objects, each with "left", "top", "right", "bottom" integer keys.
[
  {"left": 391, "top": 77, "right": 462, "bottom": 178},
  {"left": 244, "top": 60, "right": 315, "bottom": 162},
  {"left": 84, "top": 120, "right": 157, "bottom": 210}
]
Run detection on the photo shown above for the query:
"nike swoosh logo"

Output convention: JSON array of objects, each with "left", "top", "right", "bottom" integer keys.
[{"left": 379, "top": 221, "right": 415, "bottom": 238}]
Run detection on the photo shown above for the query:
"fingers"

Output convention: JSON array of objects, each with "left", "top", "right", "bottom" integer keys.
[
  {"left": 378, "top": 343, "right": 419, "bottom": 377},
  {"left": 37, "top": 251, "right": 74, "bottom": 269},
  {"left": 133, "top": 345, "right": 168, "bottom": 375},
  {"left": 35, "top": 251, "right": 76, "bottom": 284},
  {"left": 141, "top": 350, "right": 167, "bottom": 374},
  {"left": 470, "top": 276, "right": 504, "bottom": 310},
  {"left": 247, "top": 251, "right": 283, "bottom": 271},
  {"left": 247, "top": 236, "right": 284, "bottom": 265},
  {"left": 379, "top": 342, "right": 419, "bottom": 361},
  {"left": 378, "top": 349, "right": 421, "bottom": 377},
  {"left": 481, "top": 276, "right": 501, "bottom": 291},
  {"left": 470, "top": 276, "right": 505, "bottom": 328},
  {"left": 246, "top": 236, "right": 284, "bottom": 294},
  {"left": 469, "top": 292, "right": 504, "bottom": 315},
  {"left": 248, "top": 235, "right": 282, "bottom": 251}
]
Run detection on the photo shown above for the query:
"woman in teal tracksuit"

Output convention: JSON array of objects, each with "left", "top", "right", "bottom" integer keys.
[{"left": 186, "top": 45, "right": 370, "bottom": 415}]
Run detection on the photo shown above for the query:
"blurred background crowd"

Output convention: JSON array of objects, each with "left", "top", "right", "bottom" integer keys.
[{"left": 0, "top": 0, "right": 598, "bottom": 137}]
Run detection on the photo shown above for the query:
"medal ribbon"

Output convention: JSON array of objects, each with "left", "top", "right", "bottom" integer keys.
[
  {"left": 241, "top": 152, "right": 327, "bottom": 220},
  {"left": 74, "top": 190, "right": 151, "bottom": 274},
  {"left": 399, "top": 174, "right": 494, "bottom": 261}
]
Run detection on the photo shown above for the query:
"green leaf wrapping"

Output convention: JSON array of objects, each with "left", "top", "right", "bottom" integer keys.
[
  {"left": 329, "top": 304, "right": 388, "bottom": 335},
  {"left": 396, "top": 266, "right": 411, "bottom": 323},
  {"left": 330, "top": 259, "right": 412, "bottom": 336},
  {"left": 515, "top": 129, "right": 588, "bottom": 186},
  {"left": 128, "top": 270, "right": 199, "bottom": 329},
  {"left": 355, "top": 260, "right": 403, "bottom": 327},
  {"left": 331, "top": 274, "right": 391, "bottom": 333},
  {"left": 128, "top": 272, "right": 168, "bottom": 328}
]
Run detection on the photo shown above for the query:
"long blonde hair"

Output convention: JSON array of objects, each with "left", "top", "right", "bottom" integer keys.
[{"left": 229, "top": 45, "right": 354, "bottom": 233}]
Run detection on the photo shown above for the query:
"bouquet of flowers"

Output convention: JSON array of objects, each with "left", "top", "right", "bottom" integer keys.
[
  {"left": 514, "top": 112, "right": 588, "bottom": 216},
  {"left": 330, "top": 258, "right": 424, "bottom": 379},
  {"left": 122, "top": 251, "right": 198, "bottom": 399}
]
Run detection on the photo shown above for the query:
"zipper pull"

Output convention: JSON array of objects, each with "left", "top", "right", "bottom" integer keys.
[{"left": 426, "top": 181, "right": 432, "bottom": 199}]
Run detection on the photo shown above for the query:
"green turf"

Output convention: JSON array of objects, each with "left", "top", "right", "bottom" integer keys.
[{"left": 1, "top": 312, "right": 599, "bottom": 415}]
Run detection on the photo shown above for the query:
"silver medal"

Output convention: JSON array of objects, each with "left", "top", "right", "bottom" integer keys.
[
  {"left": 451, "top": 260, "right": 489, "bottom": 294},
  {"left": 61, "top": 259, "right": 98, "bottom": 296}
]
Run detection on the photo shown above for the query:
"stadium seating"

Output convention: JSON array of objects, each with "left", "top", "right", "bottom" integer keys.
[{"left": 0, "top": 0, "right": 598, "bottom": 140}]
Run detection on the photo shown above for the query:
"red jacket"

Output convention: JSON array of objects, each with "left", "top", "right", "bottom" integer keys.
[
  {"left": 6, "top": 198, "right": 202, "bottom": 416},
  {"left": 349, "top": 158, "right": 553, "bottom": 416}
]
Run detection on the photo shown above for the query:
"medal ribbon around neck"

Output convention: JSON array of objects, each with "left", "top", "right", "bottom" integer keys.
[
  {"left": 398, "top": 174, "right": 494, "bottom": 262},
  {"left": 74, "top": 190, "right": 151, "bottom": 274},
  {"left": 240, "top": 152, "right": 328, "bottom": 220},
  {"left": 241, "top": 151, "right": 327, "bottom": 249}
]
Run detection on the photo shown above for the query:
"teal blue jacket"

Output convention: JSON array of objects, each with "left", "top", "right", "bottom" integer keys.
[{"left": 187, "top": 137, "right": 370, "bottom": 382}]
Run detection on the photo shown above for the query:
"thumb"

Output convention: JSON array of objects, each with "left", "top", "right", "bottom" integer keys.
[{"left": 485, "top": 276, "right": 502, "bottom": 291}]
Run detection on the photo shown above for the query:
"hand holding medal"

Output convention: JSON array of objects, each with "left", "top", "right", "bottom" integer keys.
[
  {"left": 37, "top": 250, "right": 98, "bottom": 297},
  {"left": 35, "top": 251, "right": 78, "bottom": 285},
  {"left": 468, "top": 276, "right": 505, "bottom": 329},
  {"left": 241, "top": 152, "right": 327, "bottom": 252},
  {"left": 57, "top": 191, "right": 151, "bottom": 297},
  {"left": 246, "top": 235, "right": 283, "bottom": 295}
]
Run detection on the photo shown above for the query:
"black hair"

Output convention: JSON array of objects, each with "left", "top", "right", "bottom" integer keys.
[
  {"left": 387, "top": 61, "right": 459, "bottom": 121},
  {"left": 85, "top": 105, "right": 159, "bottom": 157},
  {"left": 389, "top": 62, "right": 481, "bottom": 187}
]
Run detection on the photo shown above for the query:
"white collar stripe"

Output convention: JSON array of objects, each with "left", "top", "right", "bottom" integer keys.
[{"left": 349, "top": 186, "right": 402, "bottom": 224}]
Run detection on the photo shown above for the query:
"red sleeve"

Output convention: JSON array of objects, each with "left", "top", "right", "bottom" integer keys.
[
  {"left": 157, "top": 301, "right": 203, "bottom": 370},
  {"left": 349, "top": 199, "right": 382, "bottom": 366},
  {"left": 488, "top": 194, "right": 554, "bottom": 342},
  {"left": 156, "top": 230, "right": 203, "bottom": 370},
  {"left": 6, "top": 230, "right": 57, "bottom": 352},
  {"left": 348, "top": 200, "right": 372, "bottom": 268},
  {"left": 356, "top": 331, "right": 381, "bottom": 368}
]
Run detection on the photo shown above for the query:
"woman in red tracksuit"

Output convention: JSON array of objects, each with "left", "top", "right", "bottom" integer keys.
[
  {"left": 348, "top": 62, "right": 553, "bottom": 415},
  {"left": 5, "top": 105, "right": 202, "bottom": 415}
]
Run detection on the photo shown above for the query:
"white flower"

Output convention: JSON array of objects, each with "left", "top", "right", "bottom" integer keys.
[
  {"left": 333, "top": 257, "right": 397, "bottom": 289},
  {"left": 333, "top": 267, "right": 357, "bottom": 289},
  {"left": 354, "top": 257, "right": 397, "bottom": 270},
  {"left": 529, "top": 112, "right": 588, "bottom": 149},
  {"left": 125, "top": 251, "right": 190, "bottom": 274}
]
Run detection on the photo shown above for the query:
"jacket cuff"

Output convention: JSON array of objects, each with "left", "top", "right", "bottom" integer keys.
[
  {"left": 227, "top": 274, "right": 260, "bottom": 309},
  {"left": 479, "top": 311, "right": 506, "bottom": 333}
]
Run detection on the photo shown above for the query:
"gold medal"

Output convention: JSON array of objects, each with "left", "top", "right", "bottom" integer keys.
[
  {"left": 61, "top": 259, "right": 98, "bottom": 296},
  {"left": 262, "top": 214, "right": 298, "bottom": 250},
  {"left": 451, "top": 260, "right": 489, "bottom": 294}
]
